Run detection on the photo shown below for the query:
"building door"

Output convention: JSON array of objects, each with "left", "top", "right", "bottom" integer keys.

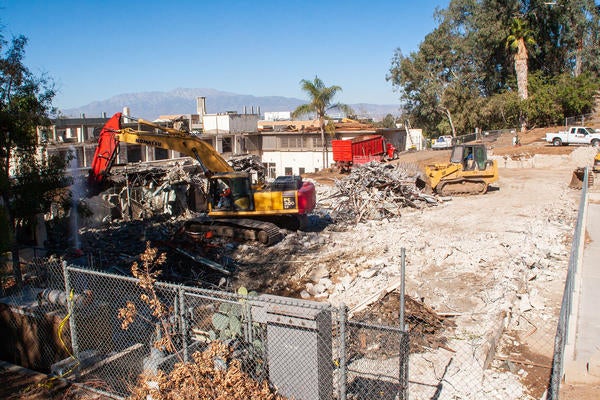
[{"left": 263, "top": 163, "right": 276, "bottom": 180}]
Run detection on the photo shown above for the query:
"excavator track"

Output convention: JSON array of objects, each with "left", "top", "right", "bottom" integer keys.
[
  {"left": 437, "top": 179, "right": 488, "bottom": 196},
  {"left": 183, "top": 217, "right": 284, "bottom": 246}
]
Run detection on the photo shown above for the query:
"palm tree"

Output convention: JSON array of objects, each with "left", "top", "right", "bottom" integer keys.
[
  {"left": 292, "top": 76, "right": 352, "bottom": 168},
  {"left": 506, "top": 18, "right": 536, "bottom": 132},
  {"left": 506, "top": 18, "right": 536, "bottom": 101}
]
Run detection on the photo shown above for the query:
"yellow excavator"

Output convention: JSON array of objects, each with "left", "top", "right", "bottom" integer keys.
[
  {"left": 89, "top": 113, "right": 316, "bottom": 244},
  {"left": 424, "top": 143, "right": 498, "bottom": 195}
]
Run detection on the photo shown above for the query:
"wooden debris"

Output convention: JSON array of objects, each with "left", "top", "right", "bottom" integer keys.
[{"left": 324, "top": 162, "right": 437, "bottom": 223}]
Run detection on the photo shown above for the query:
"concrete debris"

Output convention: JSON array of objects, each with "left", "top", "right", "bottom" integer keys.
[
  {"left": 98, "top": 162, "right": 207, "bottom": 223},
  {"left": 100, "top": 155, "right": 267, "bottom": 224},
  {"left": 322, "top": 162, "right": 437, "bottom": 223},
  {"left": 227, "top": 154, "right": 266, "bottom": 182}
]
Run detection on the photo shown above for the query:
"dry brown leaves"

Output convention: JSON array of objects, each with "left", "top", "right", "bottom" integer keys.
[
  {"left": 128, "top": 341, "right": 287, "bottom": 400},
  {"left": 118, "top": 243, "right": 175, "bottom": 353}
]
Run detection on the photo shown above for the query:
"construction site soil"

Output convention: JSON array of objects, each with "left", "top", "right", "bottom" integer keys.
[
  {"left": 4, "top": 127, "right": 600, "bottom": 399},
  {"left": 80, "top": 127, "right": 595, "bottom": 398}
]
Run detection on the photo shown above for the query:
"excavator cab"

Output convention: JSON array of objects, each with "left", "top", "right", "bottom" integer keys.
[{"left": 209, "top": 173, "right": 253, "bottom": 211}]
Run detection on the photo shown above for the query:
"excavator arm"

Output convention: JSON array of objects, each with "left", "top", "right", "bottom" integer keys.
[{"left": 88, "top": 112, "right": 233, "bottom": 186}]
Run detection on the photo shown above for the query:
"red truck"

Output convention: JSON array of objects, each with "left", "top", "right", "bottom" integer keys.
[{"left": 332, "top": 135, "right": 397, "bottom": 172}]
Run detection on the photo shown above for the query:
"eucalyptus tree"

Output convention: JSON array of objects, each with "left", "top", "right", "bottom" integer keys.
[
  {"left": 389, "top": 0, "right": 599, "bottom": 136},
  {"left": 565, "top": 0, "right": 600, "bottom": 76},
  {"left": 388, "top": 9, "right": 485, "bottom": 138},
  {"left": 292, "top": 76, "right": 352, "bottom": 168},
  {"left": 0, "top": 31, "right": 66, "bottom": 283}
]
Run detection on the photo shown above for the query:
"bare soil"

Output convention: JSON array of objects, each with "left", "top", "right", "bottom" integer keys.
[
  {"left": 4, "top": 125, "right": 599, "bottom": 399},
  {"left": 240, "top": 126, "right": 600, "bottom": 398}
]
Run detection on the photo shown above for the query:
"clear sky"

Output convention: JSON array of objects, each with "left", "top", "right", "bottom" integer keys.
[{"left": 1, "top": 0, "right": 448, "bottom": 110}]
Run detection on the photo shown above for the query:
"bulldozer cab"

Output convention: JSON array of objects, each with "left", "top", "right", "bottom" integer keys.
[{"left": 450, "top": 144, "right": 489, "bottom": 171}]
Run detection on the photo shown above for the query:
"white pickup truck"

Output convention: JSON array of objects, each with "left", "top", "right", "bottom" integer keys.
[
  {"left": 545, "top": 126, "right": 600, "bottom": 147},
  {"left": 431, "top": 135, "right": 455, "bottom": 150}
]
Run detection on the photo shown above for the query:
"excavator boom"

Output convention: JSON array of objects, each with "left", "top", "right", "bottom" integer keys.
[{"left": 88, "top": 112, "right": 233, "bottom": 186}]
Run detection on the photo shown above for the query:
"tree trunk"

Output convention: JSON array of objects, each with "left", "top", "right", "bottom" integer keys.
[
  {"left": 0, "top": 149, "right": 22, "bottom": 290},
  {"left": 574, "top": 38, "right": 583, "bottom": 78},
  {"left": 319, "top": 116, "right": 327, "bottom": 169},
  {"left": 515, "top": 38, "right": 528, "bottom": 132},
  {"left": 515, "top": 39, "right": 528, "bottom": 100},
  {"left": 442, "top": 107, "right": 456, "bottom": 138}
]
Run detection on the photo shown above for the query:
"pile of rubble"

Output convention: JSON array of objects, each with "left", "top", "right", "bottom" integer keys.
[
  {"left": 227, "top": 154, "right": 265, "bottom": 182},
  {"left": 321, "top": 162, "right": 437, "bottom": 223}
]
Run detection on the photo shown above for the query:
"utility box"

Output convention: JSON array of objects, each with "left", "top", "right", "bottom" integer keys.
[{"left": 265, "top": 303, "right": 332, "bottom": 400}]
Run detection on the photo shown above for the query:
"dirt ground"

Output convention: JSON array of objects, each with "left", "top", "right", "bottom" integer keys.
[
  {"left": 234, "top": 126, "right": 600, "bottom": 398},
  {"left": 4, "top": 126, "right": 599, "bottom": 399}
]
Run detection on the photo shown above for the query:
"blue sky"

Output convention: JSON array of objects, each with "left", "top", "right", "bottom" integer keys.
[{"left": 1, "top": 0, "right": 448, "bottom": 110}]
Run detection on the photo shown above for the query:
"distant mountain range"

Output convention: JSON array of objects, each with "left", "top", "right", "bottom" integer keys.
[{"left": 61, "top": 88, "right": 402, "bottom": 121}]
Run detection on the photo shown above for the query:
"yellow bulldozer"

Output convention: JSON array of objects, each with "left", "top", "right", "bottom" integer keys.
[{"left": 424, "top": 143, "right": 499, "bottom": 195}]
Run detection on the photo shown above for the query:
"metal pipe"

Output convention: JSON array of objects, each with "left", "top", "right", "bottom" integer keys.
[
  {"left": 400, "top": 248, "right": 405, "bottom": 331},
  {"left": 38, "top": 289, "right": 89, "bottom": 307}
]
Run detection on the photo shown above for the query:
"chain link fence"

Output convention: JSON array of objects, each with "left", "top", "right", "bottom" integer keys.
[
  {"left": 0, "top": 222, "right": 584, "bottom": 400},
  {"left": 564, "top": 113, "right": 595, "bottom": 127},
  {"left": 547, "top": 167, "right": 589, "bottom": 399}
]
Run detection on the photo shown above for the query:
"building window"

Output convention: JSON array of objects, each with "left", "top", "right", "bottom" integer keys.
[
  {"left": 222, "top": 137, "right": 232, "bottom": 153},
  {"left": 155, "top": 148, "right": 169, "bottom": 160},
  {"left": 279, "top": 136, "right": 304, "bottom": 149},
  {"left": 284, "top": 167, "right": 293, "bottom": 175},
  {"left": 39, "top": 130, "right": 49, "bottom": 143},
  {"left": 299, "top": 167, "right": 305, "bottom": 175},
  {"left": 262, "top": 136, "right": 277, "bottom": 150},
  {"left": 280, "top": 137, "right": 289, "bottom": 149},
  {"left": 127, "top": 144, "right": 142, "bottom": 163}
]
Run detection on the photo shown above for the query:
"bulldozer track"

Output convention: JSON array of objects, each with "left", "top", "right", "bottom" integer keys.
[{"left": 437, "top": 179, "right": 488, "bottom": 196}]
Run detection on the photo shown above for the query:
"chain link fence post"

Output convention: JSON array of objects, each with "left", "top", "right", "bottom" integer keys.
[
  {"left": 338, "top": 303, "right": 347, "bottom": 400},
  {"left": 61, "top": 261, "right": 80, "bottom": 361},
  {"left": 178, "top": 286, "right": 189, "bottom": 363},
  {"left": 399, "top": 247, "right": 408, "bottom": 400}
]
